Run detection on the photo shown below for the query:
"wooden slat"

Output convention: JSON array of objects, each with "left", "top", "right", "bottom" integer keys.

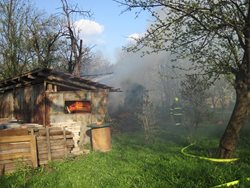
[
  {"left": 39, "top": 160, "right": 49, "bottom": 165},
  {"left": 4, "top": 160, "right": 32, "bottom": 173},
  {"left": 0, "top": 142, "right": 30, "bottom": 150},
  {"left": 36, "top": 134, "right": 74, "bottom": 140},
  {"left": 38, "top": 150, "right": 67, "bottom": 160},
  {"left": 37, "top": 139, "right": 74, "bottom": 147},
  {"left": 0, "top": 152, "right": 31, "bottom": 160},
  {"left": 0, "top": 135, "right": 32, "bottom": 143},
  {"left": 38, "top": 129, "right": 72, "bottom": 136},
  {"left": 39, "top": 144, "right": 71, "bottom": 150},
  {"left": 0, "top": 158, "right": 30, "bottom": 165},
  {"left": 0, "top": 148, "right": 30, "bottom": 154},
  {"left": 0, "top": 128, "right": 29, "bottom": 136},
  {"left": 38, "top": 145, "right": 67, "bottom": 153}
]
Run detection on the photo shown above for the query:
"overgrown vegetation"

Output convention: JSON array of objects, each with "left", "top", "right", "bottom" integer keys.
[{"left": 1, "top": 122, "right": 250, "bottom": 188}]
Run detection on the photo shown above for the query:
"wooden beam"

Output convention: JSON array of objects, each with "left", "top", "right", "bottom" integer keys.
[
  {"left": 0, "top": 80, "right": 44, "bottom": 93},
  {"left": 45, "top": 76, "right": 96, "bottom": 90},
  {"left": 38, "top": 72, "right": 102, "bottom": 90},
  {"left": 27, "top": 74, "right": 36, "bottom": 80},
  {"left": 45, "top": 81, "right": 92, "bottom": 91}
]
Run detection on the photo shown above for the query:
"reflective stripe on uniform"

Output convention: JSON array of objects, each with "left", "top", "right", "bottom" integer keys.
[
  {"left": 173, "top": 113, "right": 183, "bottom": 116},
  {"left": 174, "top": 107, "right": 182, "bottom": 110}
]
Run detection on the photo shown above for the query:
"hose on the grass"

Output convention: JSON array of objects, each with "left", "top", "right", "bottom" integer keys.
[
  {"left": 181, "top": 143, "right": 239, "bottom": 163},
  {"left": 212, "top": 177, "right": 250, "bottom": 188},
  {"left": 181, "top": 143, "right": 250, "bottom": 187}
]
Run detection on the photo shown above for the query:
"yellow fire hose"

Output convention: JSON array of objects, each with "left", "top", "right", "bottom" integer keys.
[
  {"left": 181, "top": 143, "right": 250, "bottom": 187},
  {"left": 212, "top": 177, "right": 250, "bottom": 188},
  {"left": 181, "top": 143, "right": 239, "bottom": 163}
]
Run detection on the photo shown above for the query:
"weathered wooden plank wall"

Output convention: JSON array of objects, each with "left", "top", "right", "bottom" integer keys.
[
  {"left": 13, "top": 84, "right": 45, "bottom": 124},
  {"left": 0, "top": 84, "right": 45, "bottom": 124},
  {"left": 0, "top": 91, "right": 13, "bottom": 119}
]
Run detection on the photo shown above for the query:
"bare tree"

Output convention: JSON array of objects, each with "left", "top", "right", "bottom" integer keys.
[{"left": 60, "top": 0, "right": 92, "bottom": 76}]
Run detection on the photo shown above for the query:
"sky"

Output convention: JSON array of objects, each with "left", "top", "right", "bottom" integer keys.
[{"left": 32, "top": 0, "right": 150, "bottom": 64}]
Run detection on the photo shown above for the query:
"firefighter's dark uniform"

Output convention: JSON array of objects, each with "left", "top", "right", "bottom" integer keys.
[{"left": 170, "top": 98, "right": 183, "bottom": 126}]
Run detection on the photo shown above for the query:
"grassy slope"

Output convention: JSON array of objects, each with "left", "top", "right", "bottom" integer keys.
[{"left": 1, "top": 123, "right": 250, "bottom": 188}]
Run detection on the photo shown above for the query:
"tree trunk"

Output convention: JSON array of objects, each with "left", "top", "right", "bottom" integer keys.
[{"left": 219, "top": 82, "right": 250, "bottom": 158}]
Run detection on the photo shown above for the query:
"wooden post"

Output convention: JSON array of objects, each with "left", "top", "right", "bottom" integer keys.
[
  {"left": 46, "top": 127, "right": 52, "bottom": 161},
  {"left": 30, "top": 128, "right": 34, "bottom": 135},
  {"left": 30, "top": 135, "right": 38, "bottom": 167},
  {"left": 0, "top": 164, "right": 4, "bottom": 176},
  {"left": 43, "top": 81, "right": 46, "bottom": 127}
]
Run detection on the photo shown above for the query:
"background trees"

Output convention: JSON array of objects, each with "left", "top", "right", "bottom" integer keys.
[
  {"left": 27, "top": 13, "right": 62, "bottom": 69},
  {"left": 0, "top": 0, "right": 31, "bottom": 78},
  {"left": 0, "top": 0, "right": 96, "bottom": 80},
  {"left": 116, "top": 0, "right": 250, "bottom": 158}
]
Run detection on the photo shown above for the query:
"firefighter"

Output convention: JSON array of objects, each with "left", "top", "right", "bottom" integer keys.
[{"left": 170, "top": 97, "right": 183, "bottom": 126}]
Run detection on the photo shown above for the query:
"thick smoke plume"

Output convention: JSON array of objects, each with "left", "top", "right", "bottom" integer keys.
[{"left": 102, "top": 47, "right": 185, "bottom": 114}]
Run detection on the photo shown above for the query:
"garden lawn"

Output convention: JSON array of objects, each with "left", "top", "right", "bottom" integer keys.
[{"left": 1, "top": 124, "right": 250, "bottom": 188}]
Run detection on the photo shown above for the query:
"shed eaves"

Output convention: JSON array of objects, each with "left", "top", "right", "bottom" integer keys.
[{"left": 0, "top": 68, "right": 120, "bottom": 92}]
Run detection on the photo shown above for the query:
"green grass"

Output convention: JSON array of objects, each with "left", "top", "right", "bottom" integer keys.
[{"left": 1, "top": 123, "right": 250, "bottom": 188}]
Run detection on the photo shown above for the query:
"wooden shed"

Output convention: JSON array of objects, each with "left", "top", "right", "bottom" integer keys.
[{"left": 0, "top": 68, "right": 118, "bottom": 153}]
